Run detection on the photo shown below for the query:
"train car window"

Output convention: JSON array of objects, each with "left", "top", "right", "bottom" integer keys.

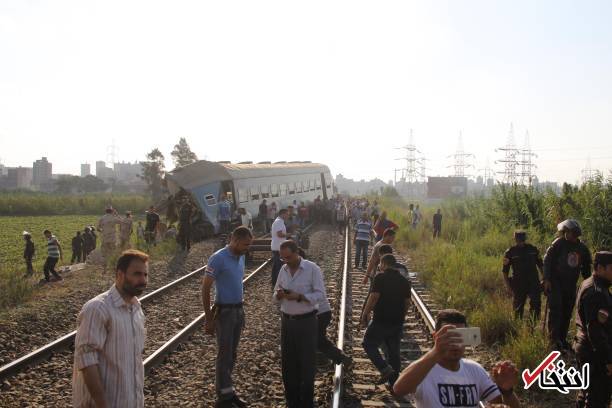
[
  {"left": 261, "top": 185, "right": 270, "bottom": 199},
  {"left": 289, "top": 182, "right": 296, "bottom": 195},
  {"left": 271, "top": 184, "right": 279, "bottom": 197},
  {"left": 310, "top": 180, "right": 316, "bottom": 191},
  {"left": 296, "top": 181, "right": 303, "bottom": 193},
  {"left": 250, "top": 186, "right": 260, "bottom": 201},
  {"left": 316, "top": 179, "right": 322, "bottom": 190},
  {"left": 280, "top": 183, "right": 288, "bottom": 196},
  {"left": 238, "top": 188, "right": 249, "bottom": 203},
  {"left": 204, "top": 194, "right": 217, "bottom": 206}
]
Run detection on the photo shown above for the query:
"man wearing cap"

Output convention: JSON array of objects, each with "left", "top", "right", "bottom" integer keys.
[
  {"left": 502, "top": 231, "right": 544, "bottom": 319},
  {"left": 543, "top": 219, "right": 592, "bottom": 350},
  {"left": 574, "top": 251, "right": 612, "bottom": 407}
]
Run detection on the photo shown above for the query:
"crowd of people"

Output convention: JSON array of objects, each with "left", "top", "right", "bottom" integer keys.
[{"left": 64, "top": 195, "right": 611, "bottom": 407}]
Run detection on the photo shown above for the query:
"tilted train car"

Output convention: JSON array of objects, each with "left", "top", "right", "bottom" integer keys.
[{"left": 166, "top": 160, "right": 333, "bottom": 237}]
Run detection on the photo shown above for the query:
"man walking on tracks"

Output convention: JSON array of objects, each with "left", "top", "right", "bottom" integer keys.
[
  {"left": 273, "top": 240, "right": 325, "bottom": 408},
  {"left": 363, "top": 228, "right": 396, "bottom": 287},
  {"left": 360, "top": 254, "right": 411, "bottom": 388},
  {"left": 543, "top": 219, "right": 592, "bottom": 350},
  {"left": 502, "top": 231, "right": 544, "bottom": 320},
  {"left": 72, "top": 249, "right": 149, "bottom": 408},
  {"left": 574, "top": 251, "right": 612, "bottom": 407},
  {"left": 202, "top": 226, "right": 253, "bottom": 408},
  {"left": 354, "top": 212, "right": 373, "bottom": 270},
  {"left": 271, "top": 209, "right": 289, "bottom": 287}
]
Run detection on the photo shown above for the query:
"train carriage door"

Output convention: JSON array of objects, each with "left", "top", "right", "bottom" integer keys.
[
  {"left": 320, "top": 173, "right": 328, "bottom": 200},
  {"left": 220, "top": 180, "right": 236, "bottom": 211}
]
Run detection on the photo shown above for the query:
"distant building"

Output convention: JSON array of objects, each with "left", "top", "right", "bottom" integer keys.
[
  {"left": 335, "top": 174, "right": 389, "bottom": 196},
  {"left": 427, "top": 176, "right": 468, "bottom": 199},
  {"left": 114, "top": 161, "right": 142, "bottom": 182},
  {"left": 7, "top": 167, "right": 33, "bottom": 189},
  {"left": 81, "top": 163, "right": 91, "bottom": 177},
  {"left": 32, "top": 157, "right": 52, "bottom": 186},
  {"left": 96, "top": 161, "right": 114, "bottom": 181}
]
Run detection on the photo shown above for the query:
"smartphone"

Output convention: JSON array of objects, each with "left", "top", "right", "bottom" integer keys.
[{"left": 449, "top": 327, "right": 481, "bottom": 347}]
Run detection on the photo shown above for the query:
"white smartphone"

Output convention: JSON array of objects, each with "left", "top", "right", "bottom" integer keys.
[{"left": 449, "top": 327, "right": 481, "bottom": 347}]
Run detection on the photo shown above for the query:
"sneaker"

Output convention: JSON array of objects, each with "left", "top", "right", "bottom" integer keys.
[{"left": 378, "top": 365, "right": 396, "bottom": 384}]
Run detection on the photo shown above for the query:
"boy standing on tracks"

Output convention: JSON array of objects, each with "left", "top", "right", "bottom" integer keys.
[
  {"left": 393, "top": 309, "right": 520, "bottom": 407},
  {"left": 360, "top": 254, "right": 411, "bottom": 388},
  {"left": 72, "top": 250, "right": 149, "bottom": 408},
  {"left": 202, "top": 226, "right": 253, "bottom": 408}
]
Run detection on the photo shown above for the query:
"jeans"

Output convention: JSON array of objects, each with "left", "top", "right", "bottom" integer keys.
[
  {"left": 43, "top": 257, "right": 61, "bottom": 281},
  {"left": 354, "top": 240, "right": 369, "bottom": 268},
  {"left": 362, "top": 320, "right": 403, "bottom": 385},
  {"left": 272, "top": 251, "right": 283, "bottom": 287},
  {"left": 215, "top": 306, "right": 245, "bottom": 400}
]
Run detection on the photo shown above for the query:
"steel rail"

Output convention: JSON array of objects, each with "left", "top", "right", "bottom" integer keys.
[
  {"left": 331, "top": 219, "right": 350, "bottom": 406},
  {"left": 143, "top": 258, "right": 271, "bottom": 373}
]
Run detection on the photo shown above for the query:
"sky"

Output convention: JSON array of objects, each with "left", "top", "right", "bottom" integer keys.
[{"left": 1, "top": 0, "right": 611, "bottom": 185}]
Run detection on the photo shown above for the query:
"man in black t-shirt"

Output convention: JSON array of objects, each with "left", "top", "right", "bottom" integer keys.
[{"left": 361, "top": 254, "right": 411, "bottom": 387}]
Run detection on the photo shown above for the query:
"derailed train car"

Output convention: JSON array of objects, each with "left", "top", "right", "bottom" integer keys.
[{"left": 166, "top": 160, "right": 333, "bottom": 238}]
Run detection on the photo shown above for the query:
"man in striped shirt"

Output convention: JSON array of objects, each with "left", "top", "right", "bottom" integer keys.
[
  {"left": 72, "top": 250, "right": 149, "bottom": 408},
  {"left": 354, "top": 212, "right": 373, "bottom": 270},
  {"left": 43, "top": 229, "right": 63, "bottom": 282}
]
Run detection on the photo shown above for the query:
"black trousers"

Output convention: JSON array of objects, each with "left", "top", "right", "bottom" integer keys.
[
  {"left": 548, "top": 282, "right": 577, "bottom": 345},
  {"left": 178, "top": 224, "right": 191, "bottom": 251},
  {"left": 575, "top": 344, "right": 611, "bottom": 407},
  {"left": 317, "top": 311, "right": 344, "bottom": 364},
  {"left": 272, "top": 251, "right": 283, "bottom": 287},
  {"left": 281, "top": 314, "right": 317, "bottom": 408},
  {"left": 43, "top": 257, "right": 60, "bottom": 281},
  {"left": 511, "top": 279, "right": 541, "bottom": 319},
  {"left": 71, "top": 248, "right": 82, "bottom": 263},
  {"left": 354, "top": 240, "right": 368, "bottom": 268},
  {"left": 433, "top": 226, "right": 441, "bottom": 238},
  {"left": 25, "top": 256, "right": 34, "bottom": 275}
]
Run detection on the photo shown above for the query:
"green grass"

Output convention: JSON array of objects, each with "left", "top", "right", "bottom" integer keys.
[{"left": 0, "top": 214, "right": 175, "bottom": 309}]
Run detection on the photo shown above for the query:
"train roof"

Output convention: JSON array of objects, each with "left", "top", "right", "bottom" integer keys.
[{"left": 167, "top": 160, "right": 330, "bottom": 190}]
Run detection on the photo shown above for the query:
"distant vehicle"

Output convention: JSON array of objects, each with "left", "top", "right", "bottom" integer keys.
[{"left": 166, "top": 160, "right": 333, "bottom": 238}]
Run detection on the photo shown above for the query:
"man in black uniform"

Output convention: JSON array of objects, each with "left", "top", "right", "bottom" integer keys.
[
  {"left": 177, "top": 200, "right": 193, "bottom": 252},
  {"left": 543, "top": 219, "right": 592, "bottom": 350},
  {"left": 71, "top": 231, "right": 84, "bottom": 264},
  {"left": 574, "top": 251, "right": 612, "bottom": 407},
  {"left": 502, "top": 231, "right": 543, "bottom": 320}
]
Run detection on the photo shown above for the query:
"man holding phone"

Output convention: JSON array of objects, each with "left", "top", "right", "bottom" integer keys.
[
  {"left": 393, "top": 309, "right": 521, "bottom": 407},
  {"left": 273, "top": 240, "right": 326, "bottom": 408}
]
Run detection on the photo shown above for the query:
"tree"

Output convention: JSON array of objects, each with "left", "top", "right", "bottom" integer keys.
[
  {"left": 171, "top": 137, "right": 198, "bottom": 168},
  {"left": 79, "top": 175, "right": 107, "bottom": 193},
  {"left": 141, "top": 148, "right": 166, "bottom": 201}
]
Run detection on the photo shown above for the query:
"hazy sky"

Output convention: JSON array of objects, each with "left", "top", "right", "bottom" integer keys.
[{"left": 1, "top": 0, "right": 611, "bottom": 184}]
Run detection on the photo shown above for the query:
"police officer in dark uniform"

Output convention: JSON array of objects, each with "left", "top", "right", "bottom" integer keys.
[
  {"left": 502, "top": 231, "right": 543, "bottom": 319},
  {"left": 574, "top": 251, "right": 612, "bottom": 407},
  {"left": 543, "top": 219, "right": 592, "bottom": 350}
]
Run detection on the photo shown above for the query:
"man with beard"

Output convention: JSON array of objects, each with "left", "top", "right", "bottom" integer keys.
[
  {"left": 393, "top": 309, "right": 520, "bottom": 407},
  {"left": 202, "top": 226, "right": 253, "bottom": 408},
  {"left": 72, "top": 250, "right": 149, "bottom": 408}
]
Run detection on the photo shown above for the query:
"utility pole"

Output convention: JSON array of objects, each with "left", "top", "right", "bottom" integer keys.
[
  {"left": 517, "top": 130, "right": 537, "bottom": 186},
  {"left": 447, "top": 132, "right": 474, "bottom": 178},
  {"left": 495, "top": 123, "right": 520, "bottom": 184},
  {"left": 581, "top": 156, "right": 600, "bottom": 184},
  {"left": 394, "top": 129, "right": 426, "bottom": 183}
]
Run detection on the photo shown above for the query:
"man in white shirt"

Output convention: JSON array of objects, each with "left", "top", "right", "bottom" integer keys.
[
  {"left": 270, "top": 209, "right": 289, "bottom": 286},
  {"left": 273, "top": 240, "right": 326, "bottom": 408},
  {"left": 393, "top": 309, "right": 520, "bottom": 407}
]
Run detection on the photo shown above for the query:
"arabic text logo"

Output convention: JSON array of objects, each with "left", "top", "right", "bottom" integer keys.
[{"left": 522, "top": 351, "right": 589, "bottom": 394}]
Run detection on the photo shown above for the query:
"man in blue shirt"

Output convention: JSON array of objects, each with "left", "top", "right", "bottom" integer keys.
[
  {"left": 202, "top": 226, "right": 253, "bottom": 408},
  {"left": 218, "top": 194, "right": 233, "bottom": 235}
]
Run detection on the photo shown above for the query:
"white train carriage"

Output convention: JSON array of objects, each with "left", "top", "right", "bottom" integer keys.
[{"left": 166, "top": 160, "right": 333, "bottom": 235}]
